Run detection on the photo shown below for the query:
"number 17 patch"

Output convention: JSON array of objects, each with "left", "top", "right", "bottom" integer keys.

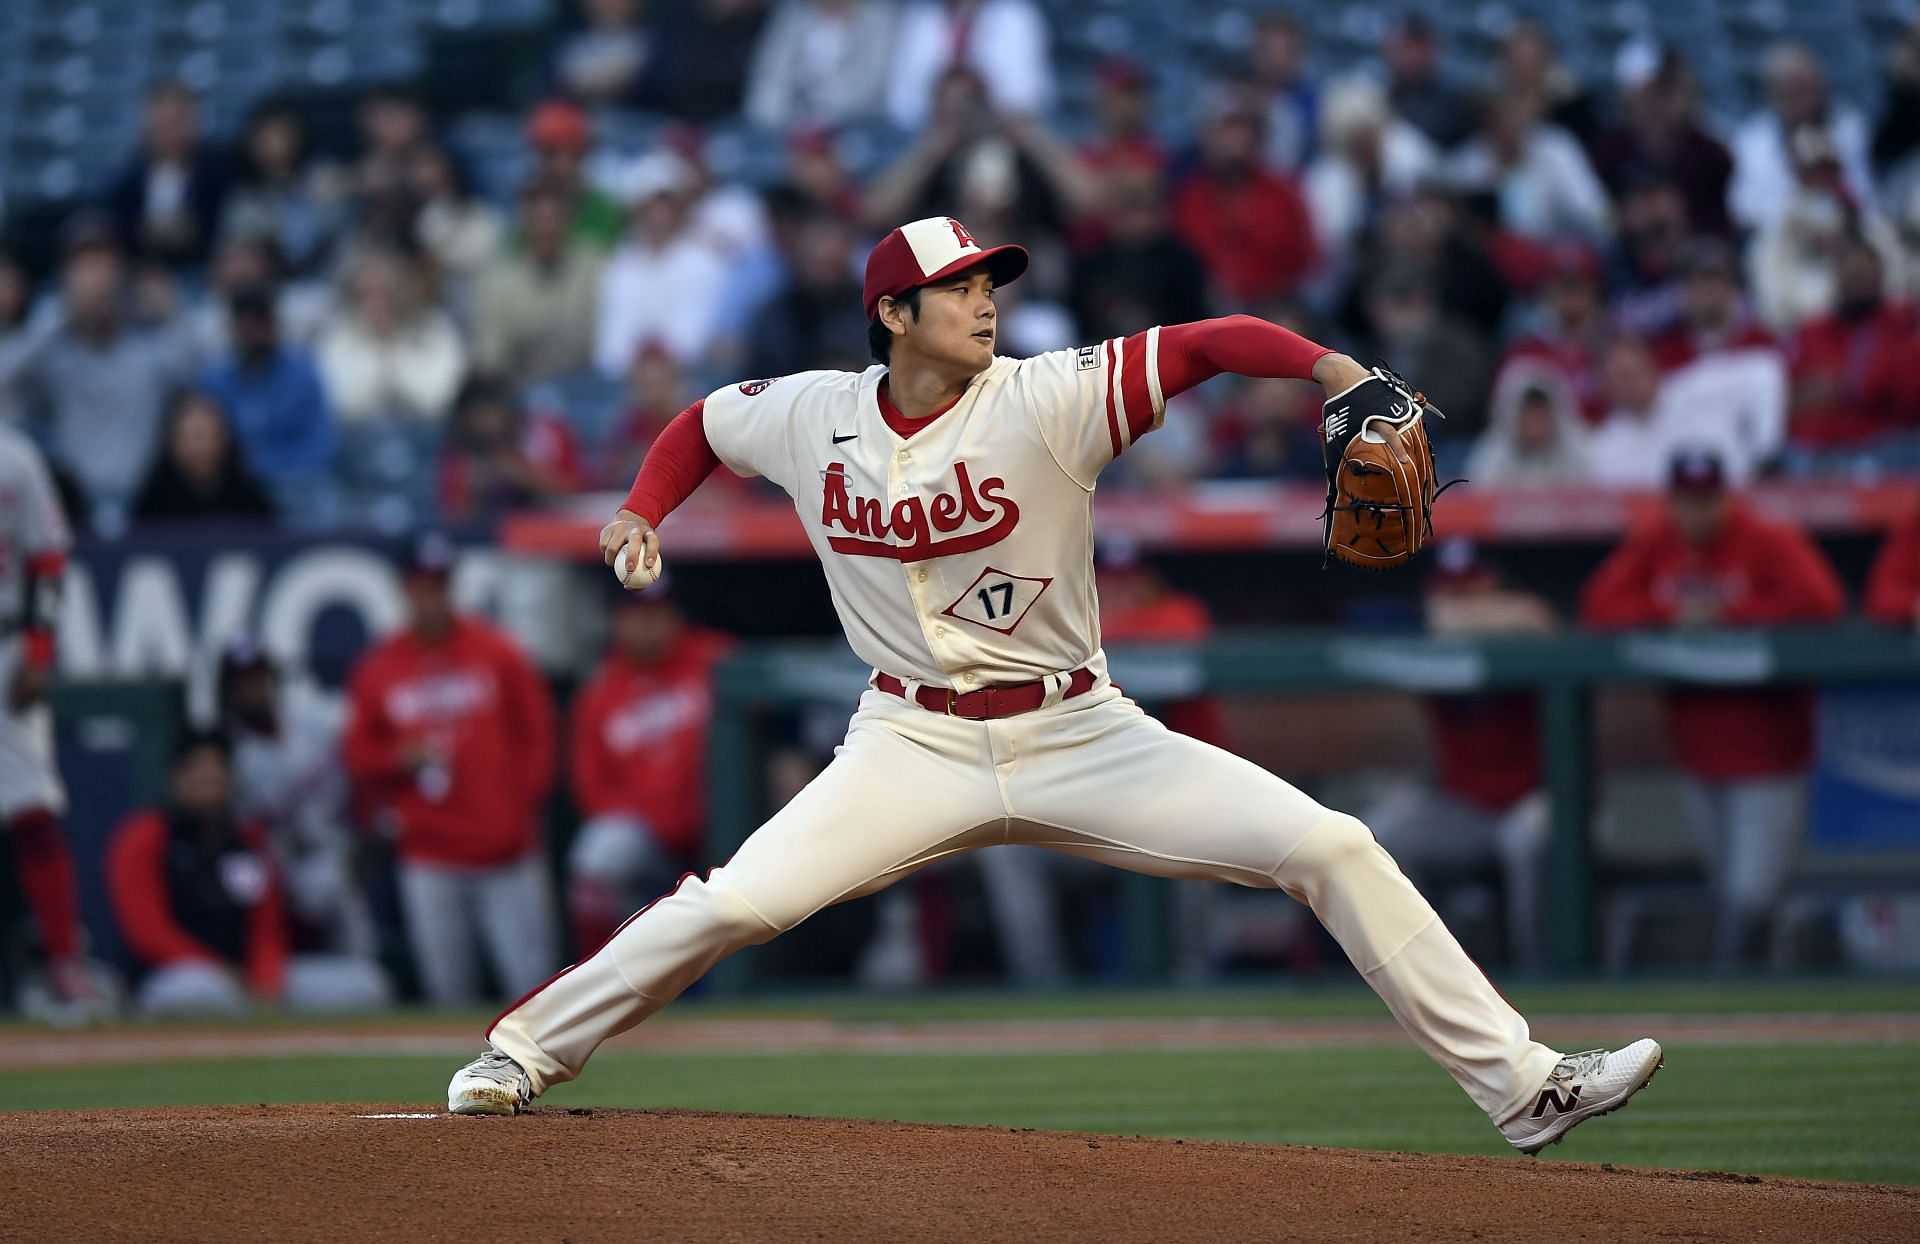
[{"left": 941, "top": 567, "right": 1051, "bottom": 635}]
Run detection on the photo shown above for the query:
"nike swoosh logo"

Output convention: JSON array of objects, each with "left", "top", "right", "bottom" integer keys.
[{"left": 832, "top": 432, "right": 858, "bottom": 444}]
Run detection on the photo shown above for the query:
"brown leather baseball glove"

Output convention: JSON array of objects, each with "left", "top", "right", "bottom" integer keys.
[{"left": 1318, "top": 366, "right": 1458, "bottom": 570}]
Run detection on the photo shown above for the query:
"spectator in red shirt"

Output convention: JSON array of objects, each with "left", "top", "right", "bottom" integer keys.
[
  {"left": 1363, "top": 541, "right": 1553, "bottom": 972},
  {"left": 1170, "top": 90, "right": 1318, "bottom": 307},
  {"left": 107, "top": 730, "right": 390, "bottom": 1016},
  {"left": 1649, "top": 239, "right": 1781, "bottom": 372},
  {"left": 1581, "top": 450, "right": 1846, "bottom": 968},
  {"left": 1493, "top": 250, "right": 1611, "bottom": 423},
  {"left": 437, "top": 377, "right": 582, "bottom": 523},
  {"left": 1787, "top": 234, "right": 1920, "bottom": 449},
  {"left": 567, "top": 575, "right": 732, "bottom": 954},
  {"left": 1077, "top": 58, "right": 1169, "bottom": 182},
  {"left": 1865, "top": 505, "right": 1920, "bottom": 628},
  {"left": 343, "top": 534, "right": 561, "bottom": 1002}
]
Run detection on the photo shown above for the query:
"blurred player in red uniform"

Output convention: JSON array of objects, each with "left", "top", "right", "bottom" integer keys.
[
  {"left": 567, "top": 573, "right": 731, "bottom": 954},
  {"left": 1365, "top": 540, "right": 1553, "bottom": 972},
  {"left": 343, "top": 535, "right": 561, "bottom": 1002},
  {"left": 1581, "top": 449, "right": 1845, "bottom": 967},
  {"left": 0, "top": 425, "right": 115, "bottom": 1021},
  {"left": 1864, "top": 505, "right": 1920, "bottom": 629}
]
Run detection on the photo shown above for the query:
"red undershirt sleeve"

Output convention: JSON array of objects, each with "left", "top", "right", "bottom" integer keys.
[
  {"left": 1152, "top": 315, "right": 1334, "bottom": 430},
  {"left": 621, "top": 400, "right": 721, "bottom": 525}
]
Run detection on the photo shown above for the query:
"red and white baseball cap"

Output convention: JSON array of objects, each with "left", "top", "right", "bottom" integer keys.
[{"left": 862, "top": 216, "right": 1029, "bottom": 319}]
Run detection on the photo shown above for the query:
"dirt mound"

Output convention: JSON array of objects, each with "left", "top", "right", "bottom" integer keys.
[{"left": 5, "top": 1106, "right": 1916, "bottom": 1242}]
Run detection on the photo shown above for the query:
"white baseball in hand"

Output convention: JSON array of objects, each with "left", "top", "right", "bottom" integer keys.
[{"left": 614, "top": 545, "right": 664, "bottom": 590}]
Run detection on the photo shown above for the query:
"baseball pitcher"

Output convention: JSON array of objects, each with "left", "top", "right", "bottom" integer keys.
[{"left": 450, "top": 217, "right": 1662, "bottom": 1153}]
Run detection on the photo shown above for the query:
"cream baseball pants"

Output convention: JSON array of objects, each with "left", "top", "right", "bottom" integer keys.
[{"left": 489, "top": 683, "right": 1559, "bottom": 1122}]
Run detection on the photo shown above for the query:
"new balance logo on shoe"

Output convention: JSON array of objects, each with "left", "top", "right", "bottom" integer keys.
[{"left": 1531, "top": 1084, "right": 1583, "bottom": 1118}]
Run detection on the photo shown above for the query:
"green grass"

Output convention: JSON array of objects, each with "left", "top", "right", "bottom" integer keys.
[
  {"left": 5, "top": 1041, "right": 1917, "bottom": 1185},
  {"left": 8, "top": 974, "right": 1911, "bottom": 1034},
  {"left": 6, "top": 979, "right": 1918, "bottom": 1185}
]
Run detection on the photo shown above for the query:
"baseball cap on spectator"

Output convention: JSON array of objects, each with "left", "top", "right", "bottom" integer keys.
[
  {"left": 216, "top": 635, "right": 276, "bottom": 710},
  {"left": 1668, "top": 447, "right": 1727, "bottom": 494},
  {"left": 862, "top": 217, "right": 1029, "bottom": 319},
  {"left": 611, "top": 152, "right": 695, "bottom": 206},
  {"left": 526, "top": 100, "right": 590, "bottom": 152},
  {"left": 218, "top": 635, "right": 273, "bottom": 678},
  {"left": 402, "top": 531, "right": 457, "bottom": 580},
  {"left": 1613, "top": 38, "right": 1664, "bottom": 93},
  {"left": 1321, "top": 77, "right": 1391, "bottom": 151}
]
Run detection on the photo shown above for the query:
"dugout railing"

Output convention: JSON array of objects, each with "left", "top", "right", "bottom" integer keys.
[{"left": 704, "top": 626, "right": 1920, "bottom": 984}]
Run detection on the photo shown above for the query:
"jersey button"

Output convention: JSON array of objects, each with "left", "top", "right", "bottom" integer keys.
[
  {"left": 962, "top": 673, "right": 975, "bottom": 684},
  {"left": 917, "top": 569, "right": 928, "bottom": 582},
  {"left": 934, "top": 625, "right": 946, "bottom": 638},
  {"left": 896, "top": 449, "right": 909, "bottom": 462}
]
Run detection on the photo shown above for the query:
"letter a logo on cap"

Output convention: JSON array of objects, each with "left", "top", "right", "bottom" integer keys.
[{"left": 863, "top": 216, "right": 1031, "bottom": 318}]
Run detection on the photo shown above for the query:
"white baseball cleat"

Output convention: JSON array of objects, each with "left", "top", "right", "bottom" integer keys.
[
  {"left": 447, "top": 1050, "right": 533, "bottom": 1116},
  {"left": 1499, "top": 1038, "right": 1663, "bottom": 1155}
]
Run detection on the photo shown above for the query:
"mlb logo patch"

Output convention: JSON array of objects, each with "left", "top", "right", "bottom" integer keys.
[{"left": 1075, "top": 345, "right": 1101, "bottom": 372}]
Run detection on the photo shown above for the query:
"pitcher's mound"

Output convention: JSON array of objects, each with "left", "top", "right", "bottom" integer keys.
[{"left": 6, "top": 1105, "right": 1916, "bottom": 1242}]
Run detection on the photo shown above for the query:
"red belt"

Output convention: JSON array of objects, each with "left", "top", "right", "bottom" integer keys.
[{"left": 874, "top": 667, "right": 1096, "bottom": 719}]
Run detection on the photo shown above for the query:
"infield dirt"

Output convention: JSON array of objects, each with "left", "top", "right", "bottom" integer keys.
[{"left": 5, "top": 1105, "right": 1917, "bottom": 1242}]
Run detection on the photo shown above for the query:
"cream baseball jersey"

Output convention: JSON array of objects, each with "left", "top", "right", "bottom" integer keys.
[{"left": 701, "top": 330, "right": 1165, "bottom": 687}]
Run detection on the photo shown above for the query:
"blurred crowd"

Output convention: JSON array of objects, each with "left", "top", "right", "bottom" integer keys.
[{"left": 6, "top": 2, "right": 1920, "bottom": 539}]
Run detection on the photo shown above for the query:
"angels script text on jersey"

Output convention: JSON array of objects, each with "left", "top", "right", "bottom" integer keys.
[{"left": 820, "top": 460, "right": 1020, "bottom": 562}]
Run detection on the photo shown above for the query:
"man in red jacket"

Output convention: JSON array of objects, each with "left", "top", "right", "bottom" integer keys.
[
  {"left": 344, "top": 535, "right": 561, "bottom": 1003},
  {"left": 1170, "top": 91, "right": 1317, "bottom": 306},
  {"left": 1581, "top": 450, "right": 1846, "bottom": 967},
  {"left": 567, "top": 575, "right": 730, "bottom": 955},
  {"left": 1365, "top": 541, "right": 1554, "bottom": 973},
  {"left": 107, "top": 730, "right": 389, "bottom": 1015},
  {"left": 1787, "top": 236, "right": 1920, "bottom": 449},
  {"left": 1865, "top": 505, "right": 1920, "bottom": 629}
]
